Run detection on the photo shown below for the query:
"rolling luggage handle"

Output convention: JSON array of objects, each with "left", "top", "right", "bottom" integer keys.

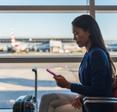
[
  {"left": 32, "top": 67, "right": 38, "bottom": 112},
  {"left": 13, "top": 67, "right": 38, "bottom": 112}
]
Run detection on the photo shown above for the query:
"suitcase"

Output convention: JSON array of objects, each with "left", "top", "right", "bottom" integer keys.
[{"left": 13, "top": 67, "right": 38, "bottom": 112}]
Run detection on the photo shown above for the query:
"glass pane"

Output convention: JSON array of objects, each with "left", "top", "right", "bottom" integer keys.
[
  {"left": 0, "top": 62, "right": 79, "bottom": 109},
  {"left": 0, "top": 13, "right": 79, "bottom": 38},
  {"left": 0, "top": 0, "right": 88, "bottom": 5},
  {"left": 96, "top": 13, "right": 117, "bottom": 41},
  {"left": 96, "top": 13, "right": 117, "bottom": 52},
  {"left": 0, "top": 13, "right": 88, "bottom": 55},
  {"left": 95, "top": 0, "right": 117, "bottom": 5}
]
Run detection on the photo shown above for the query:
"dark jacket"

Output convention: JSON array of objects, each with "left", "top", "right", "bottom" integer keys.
[{"left": 70, "top": 47, "right": 113, "bottom": 112}]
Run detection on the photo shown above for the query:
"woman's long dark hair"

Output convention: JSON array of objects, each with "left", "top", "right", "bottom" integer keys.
[{"left": 72, "top": 14, "right": 116, "bottom": 77}]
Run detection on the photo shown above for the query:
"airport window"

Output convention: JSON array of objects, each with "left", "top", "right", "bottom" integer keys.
[
  {"left": 0, "top": 10, "right": 87, "bottom": 111},
  {"left": 0, "top": 13, "right": 87, "bottom": 55}
]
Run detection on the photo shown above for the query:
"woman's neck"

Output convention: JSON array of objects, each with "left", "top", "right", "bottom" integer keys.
[{"left": 85, "top": 40, "right": 91, "bottom": 52}]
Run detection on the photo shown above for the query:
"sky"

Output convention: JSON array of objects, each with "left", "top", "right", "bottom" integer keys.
[{"left": 0, "top": 0, "right": 117, "bottom": 40}]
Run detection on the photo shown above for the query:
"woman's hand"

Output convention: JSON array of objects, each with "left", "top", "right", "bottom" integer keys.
[
  {"left": 53, "top": 75, "right": 71, "bottom": 89},
  {"left": 72, "top": 95, "right": 82, "bottom": 109}
]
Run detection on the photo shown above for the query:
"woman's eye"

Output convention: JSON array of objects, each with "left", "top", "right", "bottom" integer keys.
[{"left": 74, "top": 34, "right": 78, "bottom": 37}]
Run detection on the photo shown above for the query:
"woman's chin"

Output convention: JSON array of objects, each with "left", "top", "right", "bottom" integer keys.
[{"left": 77, "top": 44, "right": 83, "bottom": 48}]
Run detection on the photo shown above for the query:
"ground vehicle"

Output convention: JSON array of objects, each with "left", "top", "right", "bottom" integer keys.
[
  {"left": 33, "top": 42, "right": 50, "bottom": 52},
  {"left": 106, "top": 43, "right": 117, "bottom": 52}
]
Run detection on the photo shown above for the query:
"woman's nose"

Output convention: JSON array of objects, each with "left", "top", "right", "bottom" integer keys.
[
  {"left": 74, "top": 35, "right": 78, "bottom": 40},
  {"left": 75, "top": 34, "right": 79, "bottom": 38}
]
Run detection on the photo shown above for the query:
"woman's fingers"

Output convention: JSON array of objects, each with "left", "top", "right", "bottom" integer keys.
[
  {"left": 53, "top": 75, "right": 71, "bottom": 88},
  {"left": 72, "top": 97, "right": 82, "bottom": 109}
]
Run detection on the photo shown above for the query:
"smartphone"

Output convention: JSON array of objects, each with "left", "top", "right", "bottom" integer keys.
[{"left": 46, "top": 69, "right": 58, "bottom": 76}]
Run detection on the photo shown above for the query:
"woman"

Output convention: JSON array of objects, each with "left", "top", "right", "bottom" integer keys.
[{"left": 39, "top": 14, "right": 116, "bottom": 112}]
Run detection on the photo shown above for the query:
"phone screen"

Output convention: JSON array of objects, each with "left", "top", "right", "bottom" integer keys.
[{"left": 46, "top": 69, "right": 57, "bottom": 76}]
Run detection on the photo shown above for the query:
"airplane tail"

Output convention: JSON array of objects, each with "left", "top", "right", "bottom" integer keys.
[{"left": 11, "top": 34, "right": 16, "bottom": 45}]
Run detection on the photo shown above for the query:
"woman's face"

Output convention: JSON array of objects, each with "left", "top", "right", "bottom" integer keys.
[{"left": 73, "top": 26, "right": 90, "bottom": 48}]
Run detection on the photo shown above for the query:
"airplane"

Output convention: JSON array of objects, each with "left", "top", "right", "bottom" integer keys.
[{"left": 10, "top": 34, "right": 29, "bottom": 53}]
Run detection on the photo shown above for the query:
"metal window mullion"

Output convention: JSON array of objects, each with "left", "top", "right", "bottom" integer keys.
[
  {"left": 89, "top": 0, "right": 95, "bottom": 18},
  {"left": 95, "top": 5, "right": 117, "bottom": 13},
  {"left": 0, "top": 56, "right": 117, "bottom": 63},
  {"left": 0, "top": 5, "right": 117, "bottom": 12},
  {"left": 0, "top": 56, "right": 82, "bottom": 63},
  {"left": 0, "top": 5, "right": 89, "bottom": 13}
]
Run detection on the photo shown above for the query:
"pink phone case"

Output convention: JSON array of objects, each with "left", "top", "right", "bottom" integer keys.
[{"left": 46, "top": 69, "right": 57, "bottom": 76}]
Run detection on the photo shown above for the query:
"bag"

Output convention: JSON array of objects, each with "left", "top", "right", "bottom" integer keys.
[
  {"left": 112, "top": 75, "right": 117, "bottom": 112},
  {"left": 13, "top": 95, "right": 35, "bottom": 112},
  {"left": 13, "top": 68, "right": 38, "bottom": 112}
]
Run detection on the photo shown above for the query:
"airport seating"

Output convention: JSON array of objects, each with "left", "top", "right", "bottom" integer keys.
[
  {"left": 83, "top": 96, "right": 117, "bottom": 112},
  {"left": 83, "top": 75, "right": 117, "bottom": 112}
]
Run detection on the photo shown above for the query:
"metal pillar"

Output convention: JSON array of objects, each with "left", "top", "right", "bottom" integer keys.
[{"left": 89, "top": 0, "right": 95, "bottom": 19}]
